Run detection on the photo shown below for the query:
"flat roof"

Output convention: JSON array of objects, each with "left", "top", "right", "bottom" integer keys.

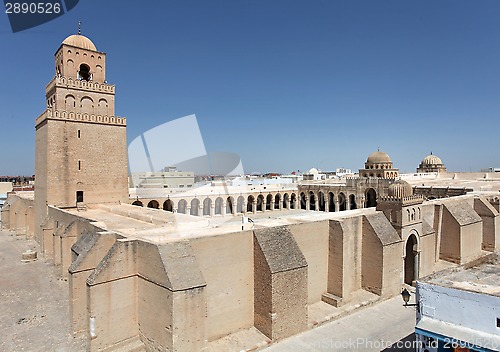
[
  {"left": 420, "top": 253, "right": 500, "bottom": 297},
  {"left": 67, "top": 204, "right": 376, "bottom": 244}
]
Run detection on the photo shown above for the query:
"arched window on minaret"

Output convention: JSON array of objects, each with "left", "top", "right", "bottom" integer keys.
[{"left": 78, "top": 64, "right": 92, "bottom": 81}]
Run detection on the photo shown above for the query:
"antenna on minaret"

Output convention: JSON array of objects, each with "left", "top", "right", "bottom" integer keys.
[{"left": 78, "top": 20, "right": 81, "bottom": 35}]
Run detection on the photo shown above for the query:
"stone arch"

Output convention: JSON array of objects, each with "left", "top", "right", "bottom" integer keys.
[
  {"left": 203, "top": 198, "right": 212, "bottom": 216},
  {"left": 65, "top": 94, "right": 76, "bottom": 109},
  {"left": 349, "top": 194, "right": 357, "bottom": 210},
  {"left": 147, "top": 200, "right": 159, "bottom": 209},
  {"left": 247, "top": 195, "right": 255, "bottom": 212},
  {"left": 404, "top": 233, "right": 420, "bottom": 286},
  {"left": 338, "top": 192, "right": 346, "bottom": 211},
  {"left": 318, "top": 191, "right": 325, "bottom": 211},
  {"left": 215, "top": 197, "right": 223, "bottom": 215},
  {"left": 98, "top": 98, "right": 109, "bottom": 115},
  {"left": 274, "top": 193, "right": 281, "bottom": 210},
  {"left": 300, "top": 192, "right": 307, "bottom": 210},
  {"left": 191, "top": 198, "right": 200, "bottom": 216},
  {"left": 163, "top": 199, "right": 173, "bottom": 212},
  {"left": 309, "top": 191, "right": 316, "bottom": 211},
  {"left": 67, "top": 59, "right": 74, "bottom": 73},
  {"left": 407, "top": 209, "right": 411, "bottom": 222},
  {"left": 282, "top": 193, "right": 289, "bottom": 209},
  {"left": 178, "top": 199, "right": 187, "bottom": 214},
  {"left": 226, "top": 197, "right": 233, "bottom": 214},
  {"left": 290, "top": 193, "right": 296, "bottom": 209},
  {"left": 328, "top": 192, "right": 335, "bottom": 212},
  {"left": 266, "top": 194, "right": 273, "bottom": 211},
  {"left": 257, "top": 195, "right": 264, "bottom": 212},
  {"left": 365, "top": 188, "right": 377, "bottom": 208},
  {"left": 80, "top": 96, "right": 94, "bottom": 110},
  {"left": 237, "top": 196, "right": 245, "bottom": 213},
  {"left": 132, "top": 200, "right": 143, "bottom": 206}
]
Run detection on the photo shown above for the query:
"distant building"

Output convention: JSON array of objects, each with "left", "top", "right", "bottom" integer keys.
[
  {"left": 417, "top": 153, "right": 446, "bottom": 173},
  {"left": 415, "top": 254, "right": 500, "bottom": 352},
  {"left": 481, "top": 167, "right": 500, "bottom": 173},
  {"left": 130, "top": 167, "right": 195, "bottom": 189},
  {"left": 0, "top": 182, "right": 13, "bottom": 208},
  {"left": 335, "top": 168, "right": 354, "bottom": 177},
  {"left": 302, "top": 168, "right": 326, "bottom": 181}
]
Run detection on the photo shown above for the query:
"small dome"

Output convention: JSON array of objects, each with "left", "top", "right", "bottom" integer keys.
[
  {"left": 421, "top": 153, "right": 443, "bottom": 166},
  {"left": 308, "top": 168, "right": 319, "bottom": 175},
  {"left": 388, "top": 180, "right": 412, "bottom": 198},
  {"left": 62, "top": 34, "right": 97, "bottom": 51},
  {"left": 367, "top": 151, "right": 391, "bottom": 164}
]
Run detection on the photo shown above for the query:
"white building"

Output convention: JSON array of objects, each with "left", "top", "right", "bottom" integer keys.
[{"left": 415, "top": 255, "right": 500, "bottom": 352}]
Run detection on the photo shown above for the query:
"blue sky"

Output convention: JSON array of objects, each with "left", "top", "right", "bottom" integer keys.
[{"left": 1, "top": 0, "right": 499, "bottom": 175}]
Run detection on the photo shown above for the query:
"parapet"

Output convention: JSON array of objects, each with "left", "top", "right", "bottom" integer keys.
[{"left": 36, "top": 109, "right": 126, "bottom": 128}]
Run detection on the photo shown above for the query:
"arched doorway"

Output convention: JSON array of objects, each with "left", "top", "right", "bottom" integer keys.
[
  {"left": 282, "top": 193, "right": 289, "bottom": 209},
  {"left": 247, "top": 195, "right": 255, "bottom": 212},
  {"left": 318, "top": 192, "right": 325, "bottom": 211},
  {"left": 226, "top": 197, "right": 233, "bottom": 214},
  {"left": 274, "top": 194, "right": 281, "bottom": 210},
  {"left": 257, "top": 195, "right": 265, "bottom": 211},
  {"left": 132, "top": 200, "right": 143, "bottom": 207},
  {"left": 349, "top": 194, "right": 356, "bottom": 210},
  {"left": 365, "top": 188, "right": 377, "bottom": 208},
  {"left": 338, "top": 193, "right": 346, "bottom": 211},
  {"left": 190, "top": 199, "right": 200, "bottom": 216},
  {"left": 309, "top": 192, "right": 316, "bottom": 210},
  {"left": 300, "top": 192, "right": 307, "bottom": 210},
  {"left": 147, "top": 200, "right": 159, "bottom": 209},
  {"left": 237, "top": 196, "right": 245, "bottom": 213},
  {"left": 177, "top": 199, "right": 187, "bottom": 214},
  {"left": 163, "top": 199, "right": 173, "bottom": 212},
  {"left": 266, "top": 194, "right": 273, "bottom": 210},
  {"left": 404, "top": 234, "right": 419, "bottom": 286},
  {"left": 290, "top": 193, "right": 296, "bottom": 209},
  {"left": 328, "top": 192, "right": 335, "bottom": 212},
  {"left": 203, "top": 198, "right": 212, "bottom": 216},
  {"left": 215, "top": 197, "right": 223, "bottom": 215}
]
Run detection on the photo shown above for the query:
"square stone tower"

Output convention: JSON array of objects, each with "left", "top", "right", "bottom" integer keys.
[{"left": 34, "top": 33, "right": 128, "bottom": 235}]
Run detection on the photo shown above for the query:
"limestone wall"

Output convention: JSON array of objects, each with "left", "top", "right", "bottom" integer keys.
[
  {"left": 189, "top": 231, "right": 254, "bottom": 341},
  {"left": 288, "top": 221, "right": 329, "bottom": 304}
]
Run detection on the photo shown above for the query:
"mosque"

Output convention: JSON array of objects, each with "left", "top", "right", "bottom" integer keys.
[{"left": 2, "top": 33, "right": 499, "bottom": 352}]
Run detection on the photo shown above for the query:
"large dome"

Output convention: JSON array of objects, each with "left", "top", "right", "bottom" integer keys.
[
  {"left": 367, "top": 151, "right": 391, "bottom": 164},
  {"left": 388, "top": 180, "right": 413, "bottom": 198},
  {"left": 62, "top": 34, "right": 97, "bottom": 51},
  {"left": 421, "top": 153, "right": 443, "bottom": 166}
]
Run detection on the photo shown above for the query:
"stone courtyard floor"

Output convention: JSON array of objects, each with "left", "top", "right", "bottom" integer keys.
[{"left": 0, "top": 230, "right": 86, "bottom": 351}]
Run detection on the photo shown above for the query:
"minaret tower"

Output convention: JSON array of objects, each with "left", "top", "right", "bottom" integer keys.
[{"left": 34, "top": 30, "right": 128, "bottom": 235}]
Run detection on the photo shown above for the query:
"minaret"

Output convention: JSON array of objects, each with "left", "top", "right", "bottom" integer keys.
[{"left": 34, "top": 31, "right": 128, "bottom": 236}]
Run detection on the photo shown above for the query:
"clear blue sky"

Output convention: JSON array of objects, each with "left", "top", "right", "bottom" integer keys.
[{"left": 1, "top": 0, "right": 499, "bottom": 175}]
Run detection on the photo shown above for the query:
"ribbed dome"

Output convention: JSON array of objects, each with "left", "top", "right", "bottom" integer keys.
[
  {"left": 367, "top": 151, "right": 391, "bottom": 163},
  {"left": 421, "top": 153, "right": 443, "bottom": 166},
  {"left": 388, "top": 180, "right": 412, "bottom": 198},
  {"left": 62, "top": 34, "right": 97, "bottom": 51}
]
